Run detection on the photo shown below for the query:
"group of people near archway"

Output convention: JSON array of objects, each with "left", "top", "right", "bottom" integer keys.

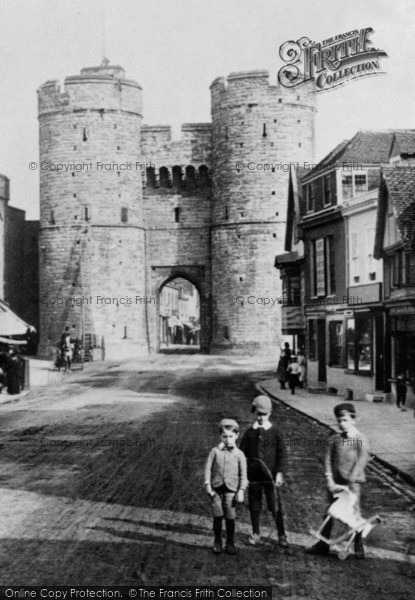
[
  {"left": 276, "top": 342, "right": 307, "bottom": 394},
  {"left": 0, "top": 347, "right": 25, "bottom": 395}
]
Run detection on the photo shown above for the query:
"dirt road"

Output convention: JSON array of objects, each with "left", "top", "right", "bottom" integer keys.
[{"left": 0, "top": 354, "right": 414, "bottom": 598}]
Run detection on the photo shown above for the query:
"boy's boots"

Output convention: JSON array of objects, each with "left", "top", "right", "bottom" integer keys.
[
  {"left": 225, "top": 519, "right": 236, "bottom": 555},
  {"left": 354, "top": 532, "right": 365, "bottom": 559},
  {"left": 213, "top": 517, "right": 223, "bottom": 554},
  {"left": 306, "top": 518, "right": 332, "bottom": 556}
]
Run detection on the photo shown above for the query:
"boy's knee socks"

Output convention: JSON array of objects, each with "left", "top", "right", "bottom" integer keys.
[
  {"left": 213, "top": 517, "right": 223, "bottom": 542},
  {"left": 250, "top": 510, "right": 261, "bottom": 535},
  {"left": 274, "top": 510, "right": 286, "bottom": 537},
  {"left": 225, "top": 519, "right": 235, "bottom": 543}
]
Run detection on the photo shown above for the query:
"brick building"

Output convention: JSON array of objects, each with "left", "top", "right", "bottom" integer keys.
[
  {"left": 37, "top": 62, "right": 317, "bottom": 359},
  {"left": 0, "top": 173, "right": 38, "bottom": 343},
  {"left": 375, "top": 164, "right": 415, "bottom": 405},
  {"left": 276, "top": 131, "right": 408, "bottom": 399}
]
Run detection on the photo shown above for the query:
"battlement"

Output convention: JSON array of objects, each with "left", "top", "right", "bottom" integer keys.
[
  {"left": 38, "top": 63, "right": 142, "bottom": 116},
  {"left": 0, "top": 174, "right": 10, "bottom": 201},
  {"left": 210, "top": 69, "right": 316, "bottom": 110},
  {"left": 80, "top": 64, "right": 126, "bottom": 78}
]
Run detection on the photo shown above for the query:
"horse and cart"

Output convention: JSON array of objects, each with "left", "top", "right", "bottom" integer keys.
[{"left": 54, "top": 338, "right": 84, "bottom": 372}]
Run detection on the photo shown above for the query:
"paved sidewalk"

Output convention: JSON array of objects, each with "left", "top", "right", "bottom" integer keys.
[{"left": 259, "top": 378, "right": 415, "bottom": 484}]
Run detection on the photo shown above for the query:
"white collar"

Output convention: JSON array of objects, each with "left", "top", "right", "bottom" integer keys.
[
  {"left": 253, "top": 421, "right": 272, "bottom": 430},
  {"left": 218, "top": 442, "right": 236, "bottom": 450}
]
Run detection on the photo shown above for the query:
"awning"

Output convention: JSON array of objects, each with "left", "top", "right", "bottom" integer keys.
[
  {"left": 0, "top": 300, "right": 35, "bottom": 336},
  {"left": 167, "top": 315, "right": 184, "bottom": 328},
  {"left": 0, "top": 336, "right": 27, "bottom": 345}
]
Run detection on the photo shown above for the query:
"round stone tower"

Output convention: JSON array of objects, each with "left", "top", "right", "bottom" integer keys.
[
  {"left": 38, "top": 63, "right": 148, "bottom": 359},
  {"left": 210, "top": 70, "right": 316, "bottom": 353}
]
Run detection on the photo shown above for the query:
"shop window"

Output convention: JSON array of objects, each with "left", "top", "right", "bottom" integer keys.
[
  {"left": 346, "top": 317, "right": 373, "bottom": 373},
  {"left": 308, "top": 320, "right": 317, "bottom": 360},
  {"left": 329, "top": 321, "right": 343, "bottom": 366}
]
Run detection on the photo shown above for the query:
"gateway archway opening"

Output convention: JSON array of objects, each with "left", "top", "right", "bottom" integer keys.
[{"left": 159, "top": 277, "right": 201, "bottom": 354}]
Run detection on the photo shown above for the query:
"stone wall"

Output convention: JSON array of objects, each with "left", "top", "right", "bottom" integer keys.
[
  {"left": 210, "top": 71, "right": 316, "bottom": 353},
  {"left": 38, "top": 66, "right": 147, "bottom": 359}
]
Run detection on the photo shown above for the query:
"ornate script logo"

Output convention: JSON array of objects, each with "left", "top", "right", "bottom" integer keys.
[{"left": 278, "top": 28, "right": 388, "bottom": 92}]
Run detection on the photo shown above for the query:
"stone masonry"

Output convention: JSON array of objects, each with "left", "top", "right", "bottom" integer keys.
[{"left": 38, "top": 64, "right": 316, "bottom": 358}]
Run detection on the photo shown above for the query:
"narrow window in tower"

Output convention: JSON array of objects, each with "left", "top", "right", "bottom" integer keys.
[
  {"left": 274, "top": 119, "right": 277, "bottom": 123},
  {"left": 84, "top": 205, "right": 91, "bottom": 221},
  {"left": 185, "top": 165, "right": 196, "bottom": 188},
  {"left": 172, "top": 166, "right": 183, "bottom": 188},
  {"left": 199, "top": 165, "right": 209, "bottom": 187},
  {"left": 159, "top": 167, "right": 170, "bottom": 188},
  {"left": 174, "top": 207, "right": 180, "bottom": 222},
  {"left": 225, "top": 206, "right": 229, "bottom": 220},
  {"left": 146, "top": 167, "right": 156, "bottom": 188},
  {"left": 262, "top": 124, "right": 267, "bottom": 138},
  {"left": 121, "top": 207, "right": 128, "bottom": 223},
  {"left": 224, "top": 326, "right": 229, "bottom": 340},
  {"left": 83, "top": 128, "right": 88, "bottom": 142},
  {"left": 49, "top": 210, "right": 55, "bottom": 225},
  {"left": 272, "top": 191, "right": 275, "bottom": 195},
  {"left": 225, "top": 126, "right": 228, "bottom": 141}
]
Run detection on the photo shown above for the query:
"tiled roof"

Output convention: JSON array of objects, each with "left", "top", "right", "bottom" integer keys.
[
  {"left": 382, "top": 166, "right": 415, "bottom": 250},
  {"left": 305, "top": 131, "right": 415, "bottom": 181},
  {"left": 392, "top": 132, "right": 415, "bottom": 156}
]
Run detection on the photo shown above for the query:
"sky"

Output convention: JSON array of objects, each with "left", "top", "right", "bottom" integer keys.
[{"left": 0, "top": 0, "right": 413, "bottom": 219}]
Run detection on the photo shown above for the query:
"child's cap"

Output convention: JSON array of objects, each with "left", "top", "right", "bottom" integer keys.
[
  {"left": 219, "top": 418, "right": 239, "bottom": 432},
  {"left": 252, "top": 395, "right": 272, "bottom": 413},
  {"left": 334, "top": 403, "right": 356, "bottom": 418}
]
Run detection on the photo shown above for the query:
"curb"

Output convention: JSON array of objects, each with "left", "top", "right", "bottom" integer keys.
[{"left": 256, "top": 382, "right": 415, "bottom": 491}]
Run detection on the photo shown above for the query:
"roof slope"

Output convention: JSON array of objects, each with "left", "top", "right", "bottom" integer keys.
[{"left": 381, "top": 166, "right": 415, "bottom": 251}]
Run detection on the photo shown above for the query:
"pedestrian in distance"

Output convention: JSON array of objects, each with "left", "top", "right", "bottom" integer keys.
[
  {"left": 297, "top": 347, "right": 307, "bottom": 389},
  {"left": 287, "top": 355, "right": 301, "bottom": 395},
  {"left": 396, "top": 372, "right": 408, "bottom": 411},
  {"left": 276, "top": 348, "right": 289, "bottom": 389},
  {"left": 239, "top": 395, "right": 289, "bottom": 548},
  {"left": 306, "top": 402, "right": 370, "bottom": 559},
  {"left": 204, "top": 418, "right": 247, "bottom": 555}
]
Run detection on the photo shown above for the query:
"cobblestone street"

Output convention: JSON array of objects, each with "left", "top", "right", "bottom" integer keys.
[{"left": 0, "top": 354, "right": 414, "bottom": 598}]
